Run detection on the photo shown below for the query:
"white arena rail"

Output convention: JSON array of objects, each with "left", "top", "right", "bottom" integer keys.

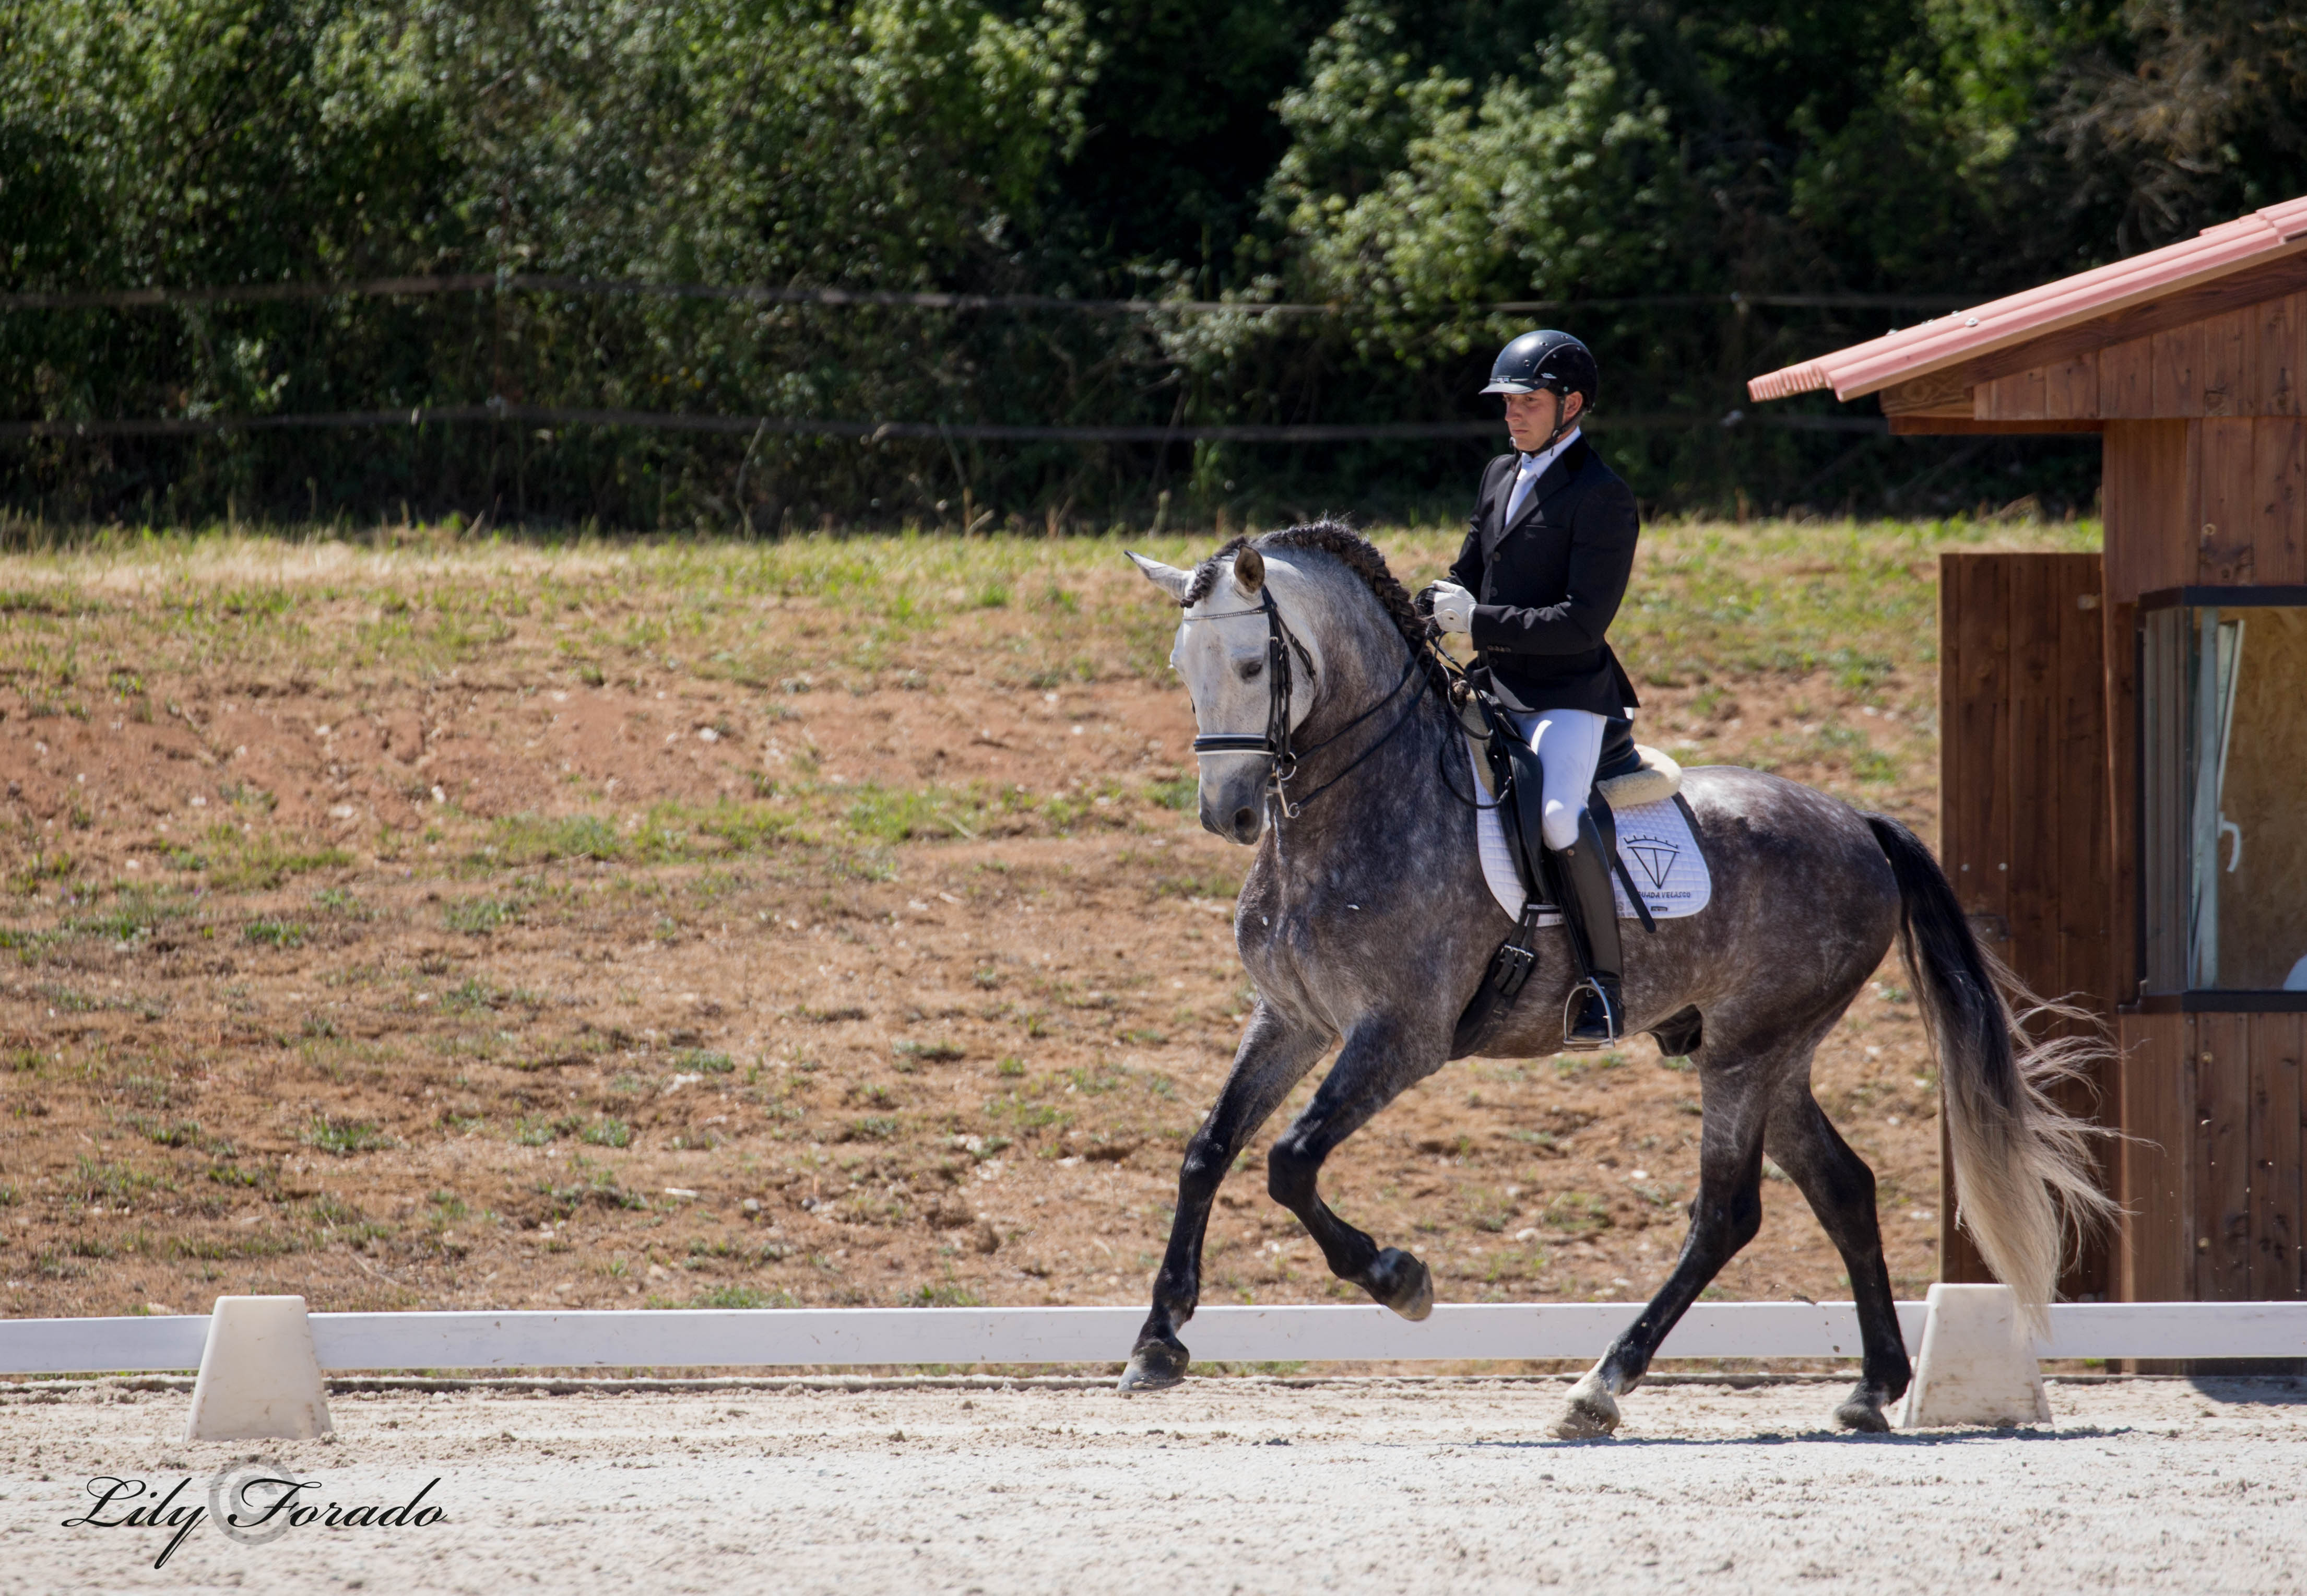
[{"left": 1, "top": 1300, "right": 2303, "bottom": 1377}]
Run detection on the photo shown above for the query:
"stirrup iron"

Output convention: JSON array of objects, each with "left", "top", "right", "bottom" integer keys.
[{"left": 1563, "top": 975, "right": 1624, "bottom": 1049}]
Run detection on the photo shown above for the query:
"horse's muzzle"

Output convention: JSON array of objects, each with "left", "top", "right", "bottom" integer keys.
[
  {"left": 1196, "top": 765, "right": 1267, "bottom": 845},
  {"left": 1202, "top": 803, "right": 1261, "bottom": 844}
]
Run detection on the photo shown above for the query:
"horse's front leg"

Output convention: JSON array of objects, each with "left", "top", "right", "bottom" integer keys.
[
  {"left": 1120, "top": 1002, "right": 1331, "bottom": 1392},
  {"left": 1554, "top": 1037, "right": 1771, "bottom": 1439},
  {"left": 1265, "top": 1015, "right": 1448, "bottom": 1319}
]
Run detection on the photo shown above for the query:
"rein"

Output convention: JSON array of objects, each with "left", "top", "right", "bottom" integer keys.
[{"left": 1182, "top": 585, "right": 1436, "bottom": 820}]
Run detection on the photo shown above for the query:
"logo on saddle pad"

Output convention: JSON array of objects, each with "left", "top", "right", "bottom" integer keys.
[{"left": 1622, "top": 834, "right": 1681, "bottom": 891}]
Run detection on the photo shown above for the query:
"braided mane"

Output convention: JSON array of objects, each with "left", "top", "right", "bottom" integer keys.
[{"left": 1180, "top": 521, "right": 1453, "bottom": 701}]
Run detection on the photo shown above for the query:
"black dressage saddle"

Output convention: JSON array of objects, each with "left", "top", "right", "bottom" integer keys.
[{"left": 1447, "top": 676, "right": 1663, "bottom": 1058}]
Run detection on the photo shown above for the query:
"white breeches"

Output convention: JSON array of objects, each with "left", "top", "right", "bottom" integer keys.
[{"left": 1507, "top": 707, "right": 1608, "bottom": 852}]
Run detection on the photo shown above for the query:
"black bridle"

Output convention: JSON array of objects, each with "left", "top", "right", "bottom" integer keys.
[{"left": 1182, "top": 584, "right": 1430, "bottom": 820}]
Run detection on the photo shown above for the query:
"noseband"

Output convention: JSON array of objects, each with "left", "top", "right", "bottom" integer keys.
[{"left": 1181, "top": 583, "right": 1426, "bottom": 820}]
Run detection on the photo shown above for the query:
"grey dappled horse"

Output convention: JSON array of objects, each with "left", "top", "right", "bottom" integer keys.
[{"left": 1123, "top": 524, "right": 2111, "bottom": 1437}]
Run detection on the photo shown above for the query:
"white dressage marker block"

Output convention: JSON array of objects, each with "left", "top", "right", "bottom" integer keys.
[
  {"left": 1898, "top": 1283, "right": 2051, "bottom": 1429},
  {"left": 185, "top": 1296, "right": 334, "bottom": 1441}
]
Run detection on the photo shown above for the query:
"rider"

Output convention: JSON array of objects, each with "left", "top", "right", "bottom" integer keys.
[{"left": 1423, "top": 329, "right": 1640, "bottom": 1048}]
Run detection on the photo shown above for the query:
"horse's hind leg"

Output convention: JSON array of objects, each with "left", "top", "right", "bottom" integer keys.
[
  {"left": 1554, "top": 1051, "right": 1771, "bottom": 1439},
  {"left": 1121, "top": 1003, "right": 1331, "bottom": 1392},
  {"left": 1265, "top": 1018, "right": 1447, "bottom": 1319},
  {"left": 1765, "top": 1087, "right": 1913, "bottom": 1432}
]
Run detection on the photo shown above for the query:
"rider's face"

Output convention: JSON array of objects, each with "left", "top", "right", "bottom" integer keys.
[{"left": 1503, "top": 388, "right": 1583, "bottom": 453}]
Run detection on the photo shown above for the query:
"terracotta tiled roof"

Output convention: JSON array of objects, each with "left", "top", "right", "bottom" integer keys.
[{"left": 1747, "top": 197, "right": 2307, "bottom": 403}]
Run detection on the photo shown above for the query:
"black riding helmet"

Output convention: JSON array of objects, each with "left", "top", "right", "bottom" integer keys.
[{"left": 1481, "top": 328, "right": 1598, "bottom": 412}]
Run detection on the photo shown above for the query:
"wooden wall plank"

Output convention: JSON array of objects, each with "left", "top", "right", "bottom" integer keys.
[
  {"left": 2120, "top": 1011, "right": 2192, "bottom": 1302},
  {"left": 2008, "top": 555, "right": 2061, "bottom": 988},
  {"left": 2249, "top": 417, "right": 2307, "bottom": 583},
  {"left": 2242, "top": 294, "right": 2301, "bottom": 415},
  {"left": 2249, "top": 1014, "right": 2303, "bottom": 1299},
  {"left": 2275, "top": 292, "right": 2298, "bottom": 411},
  {"left": 2152, "top": 321, "right": 2207, "bottom": 416},
  {"left": 2199, "top": 305, "right": 2250, "bottom": 416},
  {"left": 1982, "top": 364, "right": 2049, "bottom": 421},
  {"left": 2052, "top": 552, "right": 2116, "bottom": 1299},
  {"left": 2045, "top": 354, "right": 2100, "bottom": 419},
  {"left": 2196, "top": 1013, "right": 2253, "bottom": 1300},
  {"left": 1938, "top": 553, "right": 2012, "bottom": 1285},
  {"left": 1942, "top": 555, "right": 2014, "bottom": 927},
  {"left": 1981, "top": 355, "right": 2102, "bottom": 421},
  {"left": 2197, "top": 417, "right": 2260, "bottom": 581},
  {"left": 2054, "top": 554, "right": 2115, "bottom": 1008},
  {"left": 2101, "top": 420, "right": 2191, "bottom": 601},
  {"left": 2184, "top": 420, "right": 2207, "bottom": 580},
  {"left": 2101, "top": 336, "right": 2156, "bottom": 418},
  {"left": 2103, "top": 596, "right": 2141, "bottom": 1005}
]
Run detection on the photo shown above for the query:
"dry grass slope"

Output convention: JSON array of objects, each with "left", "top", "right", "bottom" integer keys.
[{"left": 0, "top": 514, "right": 2098, "bottom": 1362}]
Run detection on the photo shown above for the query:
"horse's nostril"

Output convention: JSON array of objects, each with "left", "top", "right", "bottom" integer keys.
[{"left": 1232, "top": 807, "right": 1257, "bottom": 838}]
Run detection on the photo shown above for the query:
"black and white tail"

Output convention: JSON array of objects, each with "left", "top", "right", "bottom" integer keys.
[{"left": 1864, "top": 813, "right": 2117, "bottom": 1330}]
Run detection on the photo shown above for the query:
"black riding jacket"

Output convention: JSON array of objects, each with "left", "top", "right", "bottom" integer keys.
[{"left": 1448, "top": 435, "right": 1641, "bottom": 719}]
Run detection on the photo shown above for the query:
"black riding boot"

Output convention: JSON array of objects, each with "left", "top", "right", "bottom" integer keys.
[{"left": 1548, "top": 807, "right": 1625, "bottom": 1050}]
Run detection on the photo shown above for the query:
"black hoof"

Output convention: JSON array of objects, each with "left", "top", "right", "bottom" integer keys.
[
  {"left": 1362, "top": 1248, "right": 1434, "bottom": 1321},
  {"left": 1118, "top": 1335, "right": 1190, "bottom": 1392}
]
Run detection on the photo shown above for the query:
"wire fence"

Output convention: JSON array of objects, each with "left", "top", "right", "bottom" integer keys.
[
  {"left": 2, "top": 276, "right": 1911, "bottom": 442},
  {"left": 0, "top": 401, "right": 1885, "bottom": 443},
  {"left": 0, "top": 273, "right": 1980, "bottom": 317},
  {"left": 0, "top": 271, "right": 1942, "bottom": 520}
]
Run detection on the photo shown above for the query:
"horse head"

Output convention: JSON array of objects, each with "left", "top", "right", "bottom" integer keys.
[{"left": 1129, "top": 540, "right": 1328, "bottom": 844}]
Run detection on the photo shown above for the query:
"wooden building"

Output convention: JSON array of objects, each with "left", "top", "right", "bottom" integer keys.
[{"left": 1750, "top": 198, "right": 2307, "bottom": 1308}]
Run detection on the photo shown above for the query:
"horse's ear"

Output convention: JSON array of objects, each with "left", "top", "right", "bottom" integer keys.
[
  {"left": 1127, "top": 551, "right": 1192, "bottom": 604},
  {"left": 1233, "top": 545, "right": 1265, "bottom": 595}
]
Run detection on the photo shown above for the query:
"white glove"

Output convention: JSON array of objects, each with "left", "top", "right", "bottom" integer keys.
[{"left": 1429, "top": 581, "right": 1477, "bottom": 635}]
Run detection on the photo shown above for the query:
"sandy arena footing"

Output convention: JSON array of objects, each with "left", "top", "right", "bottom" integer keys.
[{"left": 2, "top": 1374, "right": 2301, "bottom": 1593}]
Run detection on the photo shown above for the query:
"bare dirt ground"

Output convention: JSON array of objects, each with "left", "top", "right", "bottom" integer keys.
[
  {"left": 2, "top": 1374, "right": 2302, "bottom": 1593},
  {"left": 0, "top": 523, "right": 2078, "bottom": 1334}
]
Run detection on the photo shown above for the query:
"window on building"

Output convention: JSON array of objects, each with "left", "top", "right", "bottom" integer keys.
[{"left": 2142, "top": 588, "right": 2307, "bottom": 992}]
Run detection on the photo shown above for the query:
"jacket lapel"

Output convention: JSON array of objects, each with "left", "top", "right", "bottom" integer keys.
[
  {"left": 1483, "top": 440, "right": 1587, "bottom": 558},
  {"left": 1477, "top": 455, "right": 1519, "bottom": 561},
  {"left": 1501, "top": 439, "right": 1589, "bottom": 538}
]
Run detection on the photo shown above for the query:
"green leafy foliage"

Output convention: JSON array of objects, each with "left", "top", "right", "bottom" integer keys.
[{"left": 5, "top": 0, "right": 2301, "bottom": 520}]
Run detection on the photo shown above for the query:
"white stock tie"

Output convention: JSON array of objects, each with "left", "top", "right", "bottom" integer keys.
[{"left": 1504, "top": 426, "right": 1578, "bottom": 523}]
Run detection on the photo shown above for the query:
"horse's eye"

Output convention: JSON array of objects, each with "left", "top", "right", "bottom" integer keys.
[{"left": 1236, "top": 658, "right": 1264, "bottom": 681}]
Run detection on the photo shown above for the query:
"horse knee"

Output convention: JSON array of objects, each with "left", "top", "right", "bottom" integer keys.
[
  {"left": 1690, "top": 1187, "right": 1764, "bottom": 1255},
  {"left": 1177, "top": 1133, "right": 1232, "bottom": 1202},
  {"left": 1265, "top": 1135, "right": 1320, "bottom": 1210}
]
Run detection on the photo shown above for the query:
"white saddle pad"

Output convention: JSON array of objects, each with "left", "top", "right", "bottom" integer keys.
[{"left": 1469, "top": 743, "right": 1713, "bottom": 923}]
